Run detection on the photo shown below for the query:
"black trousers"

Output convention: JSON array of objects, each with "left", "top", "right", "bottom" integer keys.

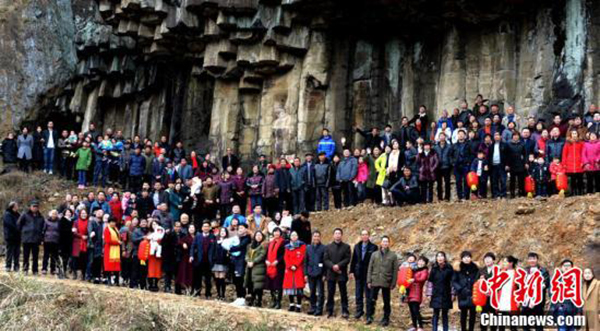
[
  {"left": 234, "top": 276, "right": 245, "bottom": 298},
  {"left": 460, "top": 306, "right": 477, "bottom": 331},
  {"left": 278, "top": 191, "right": 292, "bottom": 212},
  {"left": 354, "top": 277, "right": 371, "bottom": 315},
  {"left": 193, "top": 263, "right": 212, "bottom": 297},
  {"left": 22, "top": 243, "right": 40, "bottom": 274},
  {"left": 121, "top": 257, "right": 132, "bottom": 282},
  {"left": 436, "top": 168, "right": 452, "bottom": 201},
  {"left": 5, "top": 241, "right": 20, "bottom": 271},
  {"left": 263, "top": 197, "right": 279, "bottom": 217},
  {"left": 432, "top": 308, "right": 449, "bottom": 331},
  {"left": 326, "top": 280, "right": 349, "bottom": 315},
  {"left": 367, "top": 286, "right": 391, "bottom": 320},
  {"left": 522, "top": 303, "right": 545, "bottom": 331},
  {"left": 420, "top": 180, "right": 435, "bottom": 203},
  {"left": 509, "top": 171, "right": 525, "bottom": 198},
  {"left": 408, "top": 302, "right": 423, "bottom": 328},
  {"left": 586, "top": 171, "right": 600, "bottom": 194},
  {"left": 129, "top": 175, "right": 143, "bottom": 194},
  {"left": 568, "top": 173, "right": 585, "bottom": 196},
  {"left": 308, "top": 276, "right": 324, "bottom": 313},
  {"left": 332, "top": 187, "right": 342, "bottom": 209},
  {"left": 341, "top": 181, "right": 355, "bottom": 207},
  {"left": 130, "top": 257, "right": 147, "bottom": 289},
  {"left": 315, "top": 186, "right": 329, "bottom": 211},
  {"left": 42, "top": 242, "right": 59, "bottom": 273},
  {"left": 304, "top": 186, "right": 316, "bottom": 211}
]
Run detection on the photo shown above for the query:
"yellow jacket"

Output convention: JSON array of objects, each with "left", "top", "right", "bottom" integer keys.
[{"left": 375, "top": 153, "right": 388, "bottom": 186}]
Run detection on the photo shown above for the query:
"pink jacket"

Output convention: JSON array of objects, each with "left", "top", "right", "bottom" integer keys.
[
  {"left": 582, "top": 140, "right": 600, "bottom": 171},
  {"left": 355, "top": 162, "right": 369, "bottom": 183}
]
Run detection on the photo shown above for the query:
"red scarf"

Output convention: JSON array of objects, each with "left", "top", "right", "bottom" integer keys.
[
  {"left": 78, "top": 218, "right": 89, "bottom": 252},
  {"left": 266, "top": 237, "right": 284, "bottom": 278},
  {"left": 192, "top": 156, "right": 198, "bottom": 169}
]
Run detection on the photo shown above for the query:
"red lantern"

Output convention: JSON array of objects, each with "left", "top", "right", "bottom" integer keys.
[
  {"left": 397, "top": 266, "right": 413, "bottom": 295},
  {"left": 467, "top": 171, "right": 479, "bottom": 191},
  {"left": 472, "top": 279, "right": 487, "bottom": 312},
  {"left": 525, "top": 176, "right": 535, "bottom": 198},
  {"left": 138, "top": 239, "right": 150, "bottom": 265},
  {"left": 556, "top": 173, "right": 568, "bottom": 197}
]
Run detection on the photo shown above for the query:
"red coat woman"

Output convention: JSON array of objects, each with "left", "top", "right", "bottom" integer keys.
[
  {"left": 103, "top": 222, "right": 121, "bottom": 272},
  {"left": 408, "top": 266, "right": 430, "bottom": 303},
  {"left": 108, "top": 199, "right": 123, "bottom": 224},
  {"left": 562, "top": 136, "right": 584, "bottom": 173},
  {"left": 71, "top": 212, "right": 89, "bottom": 259},
  {"left": 283, "top": 239, "right": 306, "bottom": 293}
]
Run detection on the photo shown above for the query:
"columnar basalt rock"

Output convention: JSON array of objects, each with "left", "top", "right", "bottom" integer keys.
[{"left": 4, "top": 0, "right": 600, "bottom": 161}]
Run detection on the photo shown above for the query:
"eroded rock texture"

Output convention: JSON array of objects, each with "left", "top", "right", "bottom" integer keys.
[{"left": 3, "top": 0, "right": 600, "bottom": 159}]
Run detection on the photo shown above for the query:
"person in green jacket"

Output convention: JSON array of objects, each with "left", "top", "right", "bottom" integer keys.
[
  {"left": 366, "top": 236, "right": 399, "bottom": 326},
  {"left": 245, "top": 231, "right": 267, "bottom": 307},
  {"left": 75, "top": 141, "right": 93, "bottom": 189}
]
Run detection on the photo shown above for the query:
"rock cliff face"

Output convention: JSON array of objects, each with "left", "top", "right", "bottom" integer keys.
[{"left": 2, "top": 0, "right": 600, "bottom": 159}]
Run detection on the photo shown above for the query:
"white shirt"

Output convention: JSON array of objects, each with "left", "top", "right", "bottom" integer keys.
[
  {"left": 47, "top": 129, "right": 55, "bottom": 148},
  {"left": 493, "top": 143, "right": 501, "bottom": 165},
  {"left": 498, "top": 269, "right": 515, "bottom": 311}
]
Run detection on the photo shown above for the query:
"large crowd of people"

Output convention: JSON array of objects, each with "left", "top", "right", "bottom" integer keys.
[{"left": 1, "top": 96, "right": 599, "bottom": 330}]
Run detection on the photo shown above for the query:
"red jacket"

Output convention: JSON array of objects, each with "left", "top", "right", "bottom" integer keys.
[
  {"left": 561, "top": 140, "right": 584, "bottom": 173},
  {"left": 109, "top": 200, "right": 123, "bottom": 223},
  {"left": 283, "top": 243, "right": 306, "bottom": 290},
  {"left": 408, "top": 268, "right": 429, "bottom": 303}
]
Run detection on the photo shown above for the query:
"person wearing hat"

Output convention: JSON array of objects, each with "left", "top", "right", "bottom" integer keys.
[{"left": 18, "top": 200, "right": 45, "bottom": 275}]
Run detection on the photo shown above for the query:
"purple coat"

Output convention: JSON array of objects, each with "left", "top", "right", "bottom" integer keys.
[
  {"left": 417, "top": 151, "right": 439, "bottom": 182},
  {"left": 262, "top": 173, "right": 279, "bottom": 198},
  {"left": 218, "top": 179, "right": 235, "bottom": 204},
  {"left": 246, "top": 175, "right": 264, "bottom": 196}
]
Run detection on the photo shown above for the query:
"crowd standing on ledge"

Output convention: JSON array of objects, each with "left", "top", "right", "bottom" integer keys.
[{"left": 1, "top": 96, "right": 599, "bottom": 330}]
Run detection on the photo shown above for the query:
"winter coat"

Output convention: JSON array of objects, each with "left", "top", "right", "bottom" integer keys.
[
  {"left": 350, "top": 241, "right": 378, "bottom": 280},
  {"left": 531, "top": 163, "right": 550, "bottom": 183},
  {"left": 75, "top": 147, "right": 92, "bottom": 171},
  {"left": 129, "top": 154, "right": 146, "bottom": 176},
  {"left": 289, "top": 166, "right": 306, "bottom": 191},
  {"left": 168, "top": 190, "right": 183, "bottom": 221},
  {"left": 302, "top": 162, "right": 316, "bottom": 188},
  {"left": 355, "top": 162, "right": 369, "bottom": 183},
  {"left": 365, "top": 154, "right": 378, "bottom": 188},
  {"left": 17, "top": 134, "right": 33, "bottom": 160},
  {"left": 276, "top": 168, "right": 291, "bottom": 192},
  {"left": 221, "top": 154, "right": 239, "bottom": 171},
  {"left": 507, "top": 141, "right": 527, "bottom": 173},
  {"left": 452, "top": 262, "right": 480, "bottom": 309},
  {"left": 244, "top": 242, "right": 267, "bottom": 289},
  {"left": 212, "top": 239, "right": 230, "bottom": 266},
  {"left": 545, "top": 137, "right": 565, "bottom": 163},
  {"left": 375, "top": 153, "right": 388, "bottom": 186},
  {"left": 582, "top": 140, "right": 600, "bottom": 172},
  {"left": 262, "top": 173, "right": 279, "bottom": 198},
  {"left": 408, "top": 267, "right": 429, "bottom": 303},
  {"left": 18, "top": 211, "right": 45, "bottom": 244},
  {"left": 217, "top": 179, "right": 235, "bottom": 203},
  {"left": 305, "top": 243, "right": 325, "bottom": 277},
  {"left": 283, "top": 242, "right": 306, "bottom": 290},
  {"left": 487, "top": 142, "right": 509, "bottom": 167},
  {"left": 230, "top": 234, "right": 251, "bottom": 276},
  {"left": 317, "top": 135, "right": 336, "bottom": 160},
  {"left": 43, "top": 218, "right": 61, "bottom": 243},
  {"left": 417, "top": 151, "right": 439, "bottom": 181},
  {"left": 191, "top": 233, "right": 216, "bottom": 266},
  {"left": 434, "top": 142, "right": 452, "bottom": 170},
  {"left": 58, "top": 216, "right": 73, "bottom": 254},
  {"left": 323, "top": 241, "right": 352, "bottom": 282},
  {"left": 356, "top": 128, "right": 383, "bottom": 150},
  {"left": 3, "top": 209, "right": 21, "bottom": 243},
  {"left": 1, "top": 138, "right": 18, "bottom": 164},
  {"left": 450, "top": 141, "right": 471, "bottom": 171},
  {"left": 391, "top": 175, "right": 419, "bottom": 194},
  {"left": 171, "top": 148, "right": 186, "bottom": 164},
  {"left": 246, "top": 174, "right": 264, "bottom": 196},
  {"left": 71, "top": 218, "right": 89, "bottom": 258},
  {"left": 314, "top": 162, "right": 331, "bottom": 187},
  {"left": 583, "top": 278, "right": 599, "bottom": 331},
  {"left": 337, "top": 156, "right": 358, "bottom": 182},
  {"left": 177, "top": 164, "right": 193, "bottom": 181},
  {"left": 562, "top": 140, "right": 585, "bottom": 173},
  {"left": 87, "top": 218, "right": 103, "bottom": 258},
  {"left": 429, "top": 263, "right": 455, "bottom": 309},
  {"left": 366, "top": 248, "right": 398, "bottom": 288}
]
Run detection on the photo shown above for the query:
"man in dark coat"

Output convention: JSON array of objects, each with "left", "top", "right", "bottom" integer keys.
[
  {"left": 450, "top": 130, "right": 471, "bottom": 200},
  {"left": 3, "top": 201, "right": 21, "bottom": 272},
  {"left": 452, "top": 251, "right": 480, "bottom": 331},
  {"left": 314, "top": 153, "right": 331, "bottom": 211},
  {"left": 190, "top": 222, "right": 216, "bottom": 298},
  {"left": 302, "top": 153, "right": 317, "bottom": 212},
  {"left": 221, "top": 147, "right": 240, "bottom": 172},
  {"left": 305, "top": 231, "right": 326, "bottom": 316},
  {"left": 506, "top": 132, "right": 527, "bottom": 198},
  {"left": 162, "top": 221, "right": 182, "bottom": 293},
  {"left": 324, "top": 228, "right": 352, "bottom": 319},
  {"left": 1, "top": 132, "right": 18, "bottom": 169},
  {"left": 429, "top": 253, "right": 455, "bottom": 331},
  {"left": 18, "top": 200, "right": 45, "bottom": 275},
  {"left": 488, "top": 132, "right": 509, "bottom": 198},
  {"left": 349, "top": 230, "right": 378, "bottom": 319}
]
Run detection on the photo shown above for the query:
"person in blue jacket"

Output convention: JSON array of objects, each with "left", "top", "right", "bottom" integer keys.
[
  {"left": 316, "top": 129, "right": 336, "bottom": 160},
  {"left": 129, "top": 147, "right": 146, "bottom": 193}
]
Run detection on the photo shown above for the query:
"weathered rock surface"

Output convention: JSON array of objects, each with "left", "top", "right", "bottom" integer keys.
[{"left": 3, "top": 0, "right": 600, "bottom": 160}]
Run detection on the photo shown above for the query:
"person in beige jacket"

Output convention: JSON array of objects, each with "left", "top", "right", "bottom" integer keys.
[
  {"left": 365, "top": 236, "right": 399, "bottom": 327},
  {"left": 583, "top": 267, "right": 599, "bottom": 331}
]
